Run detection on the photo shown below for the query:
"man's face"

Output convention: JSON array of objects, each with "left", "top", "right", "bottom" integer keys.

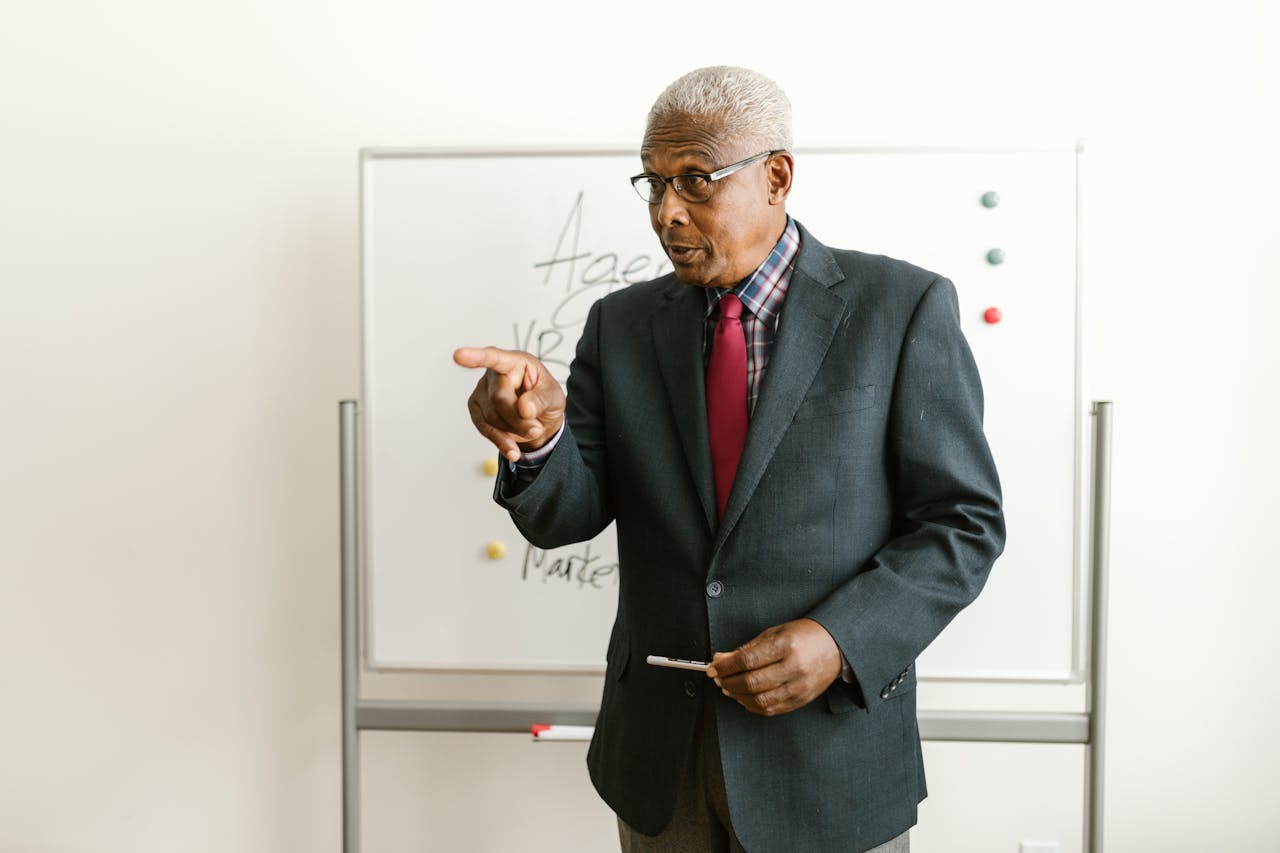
[{"left": 640, "top": 113, "right": 789, "bottom": 289}]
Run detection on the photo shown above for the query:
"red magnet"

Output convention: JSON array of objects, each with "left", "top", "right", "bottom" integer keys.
[{"left": 983, "top": 307, "right": 1003, "bottom": 324}]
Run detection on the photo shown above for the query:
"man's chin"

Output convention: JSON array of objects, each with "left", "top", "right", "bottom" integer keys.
[{"left": 671, "top": 265, "right": 726, "bottom": 289}]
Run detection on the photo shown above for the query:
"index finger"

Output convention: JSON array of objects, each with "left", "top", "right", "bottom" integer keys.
[{"left": 453, "top": 346, "right": 530, "bottom": 375}]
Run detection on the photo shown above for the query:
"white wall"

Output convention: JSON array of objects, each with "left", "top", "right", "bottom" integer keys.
[{"left": 2, "top": 1, "right": 1277, "bottom": 851}]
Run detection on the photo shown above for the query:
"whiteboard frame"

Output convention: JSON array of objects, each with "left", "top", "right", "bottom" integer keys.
[{"left": 358, "top": 143, "right": 1089, "bottom": 684}]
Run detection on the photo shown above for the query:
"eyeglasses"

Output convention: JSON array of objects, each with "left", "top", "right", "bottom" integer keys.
[{"left": 629, "top": 150, "right": 780, "bottom": 204}]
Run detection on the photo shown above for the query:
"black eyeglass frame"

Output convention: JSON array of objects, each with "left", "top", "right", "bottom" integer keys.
[{"left": 629, "top": 150, "right": 782, "bottom": 204}]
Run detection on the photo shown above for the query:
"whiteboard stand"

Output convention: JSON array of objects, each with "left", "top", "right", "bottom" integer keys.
[
  {"left": 338, "top": 399, "right": 1114, "bottom": 853},
  {"left": 1085, "top": 400, "right": 1114, "bottom": 853},
  {"left": 340, "top": 400, "right": 359, "bottom": 853}
]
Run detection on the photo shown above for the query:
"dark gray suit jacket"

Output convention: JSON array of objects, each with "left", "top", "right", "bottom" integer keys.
[{"left": 498, "top": 223, "right": 1004, "bottom": 853}]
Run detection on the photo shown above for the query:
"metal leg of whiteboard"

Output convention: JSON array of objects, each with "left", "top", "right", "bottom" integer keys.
[
  {"left": 340, "top": 401, "right": 360, "bottom": 853},
  {"left": 1086, "top": 401, "right": 1113, "bottom": 853}
]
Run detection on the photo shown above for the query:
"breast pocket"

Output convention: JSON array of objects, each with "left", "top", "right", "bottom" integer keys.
[{"left": 794, "top": 384, "right": 876, "bottom": 421}]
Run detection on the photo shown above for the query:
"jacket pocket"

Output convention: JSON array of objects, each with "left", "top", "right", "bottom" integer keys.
[
  {"left": 794, "top": 384, "right": 876, "bottom": 421},
  {"left": 605, "top": 623, "right": 630, "bottom": 682}
]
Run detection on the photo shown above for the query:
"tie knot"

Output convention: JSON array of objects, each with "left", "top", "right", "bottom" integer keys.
[{"left": 718, "top": 293, "right": 744, "bottom": 321}]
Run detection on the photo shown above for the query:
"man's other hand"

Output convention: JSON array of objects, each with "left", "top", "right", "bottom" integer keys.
[
  {"left": 707, "top": 618, "right": 843, "bottom": 717},
  {"left": 453, "top": 347, "right": 566, "bottom": 463}
]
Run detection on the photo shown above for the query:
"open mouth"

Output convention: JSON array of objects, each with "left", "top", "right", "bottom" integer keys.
[{"left": 666, "top": 245, "right": 702, "bottom": 264}]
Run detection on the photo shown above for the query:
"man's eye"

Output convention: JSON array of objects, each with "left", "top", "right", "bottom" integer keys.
[{"left": 676, "top": 175, "right": 710, "bottom": 198}]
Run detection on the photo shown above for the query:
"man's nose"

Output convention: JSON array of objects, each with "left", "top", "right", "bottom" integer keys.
[{"left": 655, "top": 183, "right": 690, "bottom": 226}]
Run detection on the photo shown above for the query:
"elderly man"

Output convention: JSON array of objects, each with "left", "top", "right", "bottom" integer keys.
[{"left": 455, "top": 66, "right": 1004, "bottom": 853}]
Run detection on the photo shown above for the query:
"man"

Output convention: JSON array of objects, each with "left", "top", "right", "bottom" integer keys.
[{"left": 454, "top": 66, "right": 1004, "bottom": 853}]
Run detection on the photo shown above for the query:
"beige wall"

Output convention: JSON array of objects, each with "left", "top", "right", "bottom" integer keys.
[{"left": 2, "top": 1, "right": 1277, "bottom": 851}]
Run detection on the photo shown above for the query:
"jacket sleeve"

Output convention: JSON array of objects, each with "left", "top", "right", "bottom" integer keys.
[
  {"left": 806, "top": 276, "right": 1005, "bottom": 711},
  {"left": 494, "top": 298, "right": 614, "bottom": 549}
]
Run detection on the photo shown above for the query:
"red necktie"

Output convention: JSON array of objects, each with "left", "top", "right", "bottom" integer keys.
[{"left": 706, "top": 293, "right": 748, "bottom": 521}]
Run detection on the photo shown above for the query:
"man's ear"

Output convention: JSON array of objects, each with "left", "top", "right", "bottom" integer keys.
[{"left": 767, "top": 151, "right": 794, "bottom": 205}]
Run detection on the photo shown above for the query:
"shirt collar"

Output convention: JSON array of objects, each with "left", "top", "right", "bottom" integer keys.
[{"left": 705, "top": 216, "right": 801, "bottom": 332}]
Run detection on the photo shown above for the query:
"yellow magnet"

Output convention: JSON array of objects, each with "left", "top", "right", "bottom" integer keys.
[{"left": 486, "top": 540, "right": 506, "bottom": 560}]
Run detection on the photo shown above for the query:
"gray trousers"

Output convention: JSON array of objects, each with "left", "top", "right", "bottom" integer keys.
[{"left": 617, "top": 702, "right": 910, "bottom": 853}]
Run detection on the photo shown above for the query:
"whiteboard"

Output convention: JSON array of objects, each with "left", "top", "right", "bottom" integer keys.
[{"left": 361, "top": 146, "right": 1083, "bottom": 680}]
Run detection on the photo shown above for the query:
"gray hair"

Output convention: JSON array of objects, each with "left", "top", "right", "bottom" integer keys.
[{"left": 647, "top": 66, "right": 793, "bottom": 152}]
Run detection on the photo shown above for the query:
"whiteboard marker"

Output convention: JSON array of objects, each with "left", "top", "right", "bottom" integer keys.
[
  {"left": 530, "top": 724, "right": 594, "bottom": 741},
  {"left": 646, "top": 655, "right": 711, "bottom": 672}
]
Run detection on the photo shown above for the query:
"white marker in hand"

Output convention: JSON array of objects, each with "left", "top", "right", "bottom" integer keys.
[{"left": 646, "top": 655, "right": 711, "bottom": 672}]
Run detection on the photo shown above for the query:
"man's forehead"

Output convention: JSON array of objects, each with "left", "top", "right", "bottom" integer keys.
[
  {"left": 640, "top": 139, "right": 719, "bottom": 165},
  {"left": 641, "top": 113, "right": 735, "bottom": 164}
]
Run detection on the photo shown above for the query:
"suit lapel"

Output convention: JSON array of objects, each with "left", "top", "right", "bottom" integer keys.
[
  {"left": 652, "top": 280, "right": 717, "bottom": 533},
  {"left": 714, "top": 235, "right": 849, "bottom": 552}
]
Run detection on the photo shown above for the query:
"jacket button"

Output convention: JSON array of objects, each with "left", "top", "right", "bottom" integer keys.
[
  {"left": 880, "top": 687, "right": 891, "bottom": 700},
  {"left": 706, "top": 581, "right": 724, "bottom": 598},
  {"left": 684, "top": 680, "right": 697, "bottom": 698}
]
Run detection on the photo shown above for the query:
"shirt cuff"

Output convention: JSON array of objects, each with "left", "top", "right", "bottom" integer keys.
[
  {"left": 841, "top": 658, "right": 855, "bottom": 684},
  {"left": 506, "top": 421, "right": 565, "bottom": 472}
]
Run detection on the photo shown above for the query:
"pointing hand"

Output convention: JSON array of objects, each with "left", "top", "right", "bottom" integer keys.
[{"left": 453, "top": 347, "right": 567, "bottom": 462}]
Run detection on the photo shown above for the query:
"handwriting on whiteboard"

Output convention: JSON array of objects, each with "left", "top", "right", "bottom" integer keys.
[
  {"left": 515, "top": 192, "right": 670, "bottom": 383},
  {"left": 522, "top": 542, "right": 619, "bottom": 590}
]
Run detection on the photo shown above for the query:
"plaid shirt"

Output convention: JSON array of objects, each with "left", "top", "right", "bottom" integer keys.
[{"left": 704, "top": 216, "right": 802, "bottom": 415}]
